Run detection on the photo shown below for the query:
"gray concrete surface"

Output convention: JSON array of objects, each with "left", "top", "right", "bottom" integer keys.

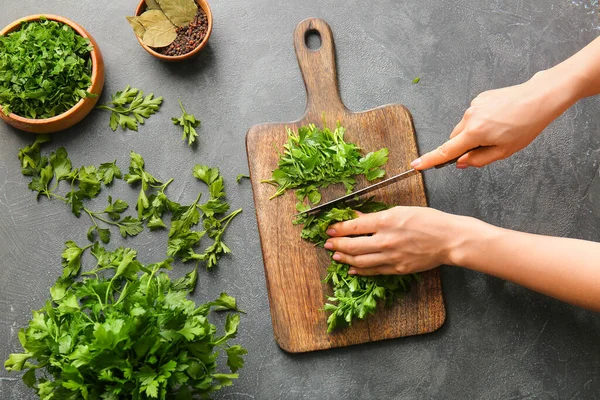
[{"left": 1, "top": 0, "right": 600, "bottom": 398}]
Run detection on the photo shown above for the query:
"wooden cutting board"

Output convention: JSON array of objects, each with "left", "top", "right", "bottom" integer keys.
[{"left": 246, "top": 18, "right": 445, "bottom": 353}]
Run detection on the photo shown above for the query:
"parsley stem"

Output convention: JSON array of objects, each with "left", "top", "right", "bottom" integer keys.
[
  {"left": 219, "top": 208, "right": 242, "bottom": 226},
  {"left": 151, "top": 177, "right": 173, "bottom": 190},
  {"left": 146, "top": 265, "right": 160, "bottom": 293},
  {"left": 84, "top": 209, "right": 121, "bottom": 227},
  {"left": 84, "top": 208, "right": 100, "bottom": 229},
  {"left": 48, "top": 192, "right": 68, "bottom": 202}
]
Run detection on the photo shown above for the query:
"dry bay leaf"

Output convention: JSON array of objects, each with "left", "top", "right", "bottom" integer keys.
[
  {"left": 145, "top": 0, "right": 161, "bottom": 10},
  {"left": 126, "top": 16, "right": 146, "bottom": 38},
  {"left": 136, "top": 9, "right": 172, "bottom": 29},
  {"left": 156, "top": 0, "right": 197, "bottom": 27},
  {"left": 142, "top": 20, "right": 177, "bottom": 47}
]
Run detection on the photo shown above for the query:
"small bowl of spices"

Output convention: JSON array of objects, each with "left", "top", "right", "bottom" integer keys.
[{"left": 129, "top": 0, "right": 212, "bottom": 61}]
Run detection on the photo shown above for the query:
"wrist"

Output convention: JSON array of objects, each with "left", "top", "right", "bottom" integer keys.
[
  {"left": 444, "top": 215, "right": 501, "bottom": 268},
  {"left": 528, "top": 67, "right": 583, "bottom": 116}
]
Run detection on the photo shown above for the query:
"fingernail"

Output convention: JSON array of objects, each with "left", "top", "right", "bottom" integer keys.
[
  {"left": 324, "top": 241, "right": 333, "bottom": 249},
  {"left": 456, "top": 163, "right": 468, "bottom": 169},
  {"left": 348, "top": 269, "right": 357, "bottom": 275},
  {"left": 332, "top": 253, "right": 341, "bottom": 261},
  {"left": 326, "top": 229, "right": 336, "bottom": 236},
  {"left": 410, "top": 158, "right": 422, "bottom": 168}
]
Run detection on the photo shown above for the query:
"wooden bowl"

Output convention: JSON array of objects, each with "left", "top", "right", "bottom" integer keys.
[
  {"left": 134, "top": 0, "right": 212, "bottom": 61},
  {"left": 0, "top": 14, "right": 104, "bottom": 134}
]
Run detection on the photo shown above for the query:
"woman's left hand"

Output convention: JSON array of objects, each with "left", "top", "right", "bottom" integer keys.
[{"left": 324, "top": 206, "right": 463, "bottom": 276}]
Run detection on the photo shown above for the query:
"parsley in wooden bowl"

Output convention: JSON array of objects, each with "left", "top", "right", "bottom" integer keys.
[{"left": 0, "top": 14, "right": 105, "bottom": 134}]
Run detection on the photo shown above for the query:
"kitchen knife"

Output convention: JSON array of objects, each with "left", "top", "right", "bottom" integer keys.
[{"left": 294, "top": 147, "right": 481, "bottom": 217}]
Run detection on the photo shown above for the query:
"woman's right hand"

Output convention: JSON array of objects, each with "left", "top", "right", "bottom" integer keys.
[{"left": 411, "top": 69, "right": 582, "bottom": 170}]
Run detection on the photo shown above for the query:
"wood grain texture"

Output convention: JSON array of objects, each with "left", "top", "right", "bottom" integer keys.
[{"left": 246, "top": 18, "right": 445, "bottom": 353}]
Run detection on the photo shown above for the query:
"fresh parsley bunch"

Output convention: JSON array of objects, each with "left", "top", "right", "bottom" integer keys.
[
  {"left": 262, "top": 122, "right": 389, "bottom": 210},
  {"left": 294, "top": 198, "right": 416, "bottom": 332},
  {"left": 0, "top": 17, "right": 95, "bottom": 118},
  {"left": 4, "top": 241, "right": 247, "bottom": 399}
]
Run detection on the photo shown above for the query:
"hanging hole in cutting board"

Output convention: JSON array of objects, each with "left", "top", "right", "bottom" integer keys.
[{"left": 305, "top": 29, "right": 322, "bottom": 51}]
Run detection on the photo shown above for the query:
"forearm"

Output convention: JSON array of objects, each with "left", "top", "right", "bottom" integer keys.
[
  {"left": 534, "top": 37, "right": 600, "bottom": 111},
  {"left": 550, "top": 36, "right": 600, "bottom": 100},
  {"left": 448, "top": 216, "right": 600, "bottom": 311}
]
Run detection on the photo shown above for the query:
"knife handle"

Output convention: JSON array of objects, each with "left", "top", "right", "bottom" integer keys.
[{"left": 434, "top": 146, "right": 484, "bottom": 169}]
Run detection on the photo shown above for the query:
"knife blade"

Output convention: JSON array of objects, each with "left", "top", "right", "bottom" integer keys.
[
  {"left": 293, "top": 146, "right": 482, "bottom": 217},
  {"left": 293, "top": 168, "right": 418, "bottom": 217}
]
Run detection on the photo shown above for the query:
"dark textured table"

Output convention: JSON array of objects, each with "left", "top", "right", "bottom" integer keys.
[{"left": 1, "top": 1, "right": 600, "bottom": 399}]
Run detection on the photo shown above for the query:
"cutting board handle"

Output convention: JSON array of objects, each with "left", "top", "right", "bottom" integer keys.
[{"left": 294, "top": 18, "right": 346, "bottom": 117}]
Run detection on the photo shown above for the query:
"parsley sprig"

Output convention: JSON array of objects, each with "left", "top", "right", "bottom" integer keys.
[
  {"left": 4, "top": 241, "right": 247, "bottom": 398},
  {"left": 168, "top": 165, "right": 243, "bottom": 268},
  {"left": 97, "top": 86, "right": 163, "bottom": 131},
  {"left": 172, "top": 99, "right": 201, "bottom": 146},
  {"left": 123, "top": 153, "right": 242, "bottom": 268}
]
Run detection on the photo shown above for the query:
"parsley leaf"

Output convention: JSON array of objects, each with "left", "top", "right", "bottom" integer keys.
[
  {"left": 98, "top": 160, "right": 122, "bottom": 185},
  {"left": 172, "top": 99, "right": 201, "bottom": 146},
  {"left": 97, "top": 86, "right": 163, "bottom": 131}
]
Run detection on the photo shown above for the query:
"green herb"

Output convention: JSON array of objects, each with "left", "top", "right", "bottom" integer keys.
[
  {"left": 169, "top": 165, "right": 242, "bottom": 268},
  {"left": 18, "top": 139, "right": 241, "bottom": 267},
  {"left": 126, "top": 0, "right": 198, "bottom": 47},
  {"left": 172, "top": 99, "right": 201, "bottom": 146},
  {"left": 97, "top": 86, "right": 163, "bottom": 131},
  {"left": 236, "top": 174, "right": 250, "bottom": 183},
  {"left": 262, "top": 122, "right": 388, "bottom": 210},
  {"left": 294, "top": 198, "right": 416, "bottom": 332},
  {"left": 412, "top": 77, "right": 421, "bottom": 84},
  {"left": 122, "top": 152, "right": 242, "bottom": 268},
  {"left": 0, "top": 17, "right": 95, "bottom": 118},
  {"left": 4, "top": 241, "right": 246, "bottom": 399},
  {"left": 124, "top": 150, "right": 171, "bottom": 224},
  {"left": 18, "top": 137, "right": 143, "bottom": 244}
]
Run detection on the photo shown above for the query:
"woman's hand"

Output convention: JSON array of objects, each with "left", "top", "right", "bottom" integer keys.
[
  {"left": 324, "top": 206, "right": 464, "bottom": 276},
  {"left": 412, "top": 69, "right": 582, "bottom": 170}
]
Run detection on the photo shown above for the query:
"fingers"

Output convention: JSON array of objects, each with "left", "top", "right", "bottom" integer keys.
[
  {"left": 327, "top": 213, "right": 379, "bottom": 237},
  {"left": 457, "top": 146, "right": 507, "bottom": 168},
  {"left": 449, "top": 116, "right": 467, "bottom": 139},
  {"left": 349, "top": 265, "right": 399, "bottom": 276},
  {"left": 331, "top": 251, "right": 390, "bottom": 269},
  {"left": 411, "top": 133, "right": 476, "bottom": 171},
  {"left": 324, "top": 236, "right": 381, "bottom": 255}
]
